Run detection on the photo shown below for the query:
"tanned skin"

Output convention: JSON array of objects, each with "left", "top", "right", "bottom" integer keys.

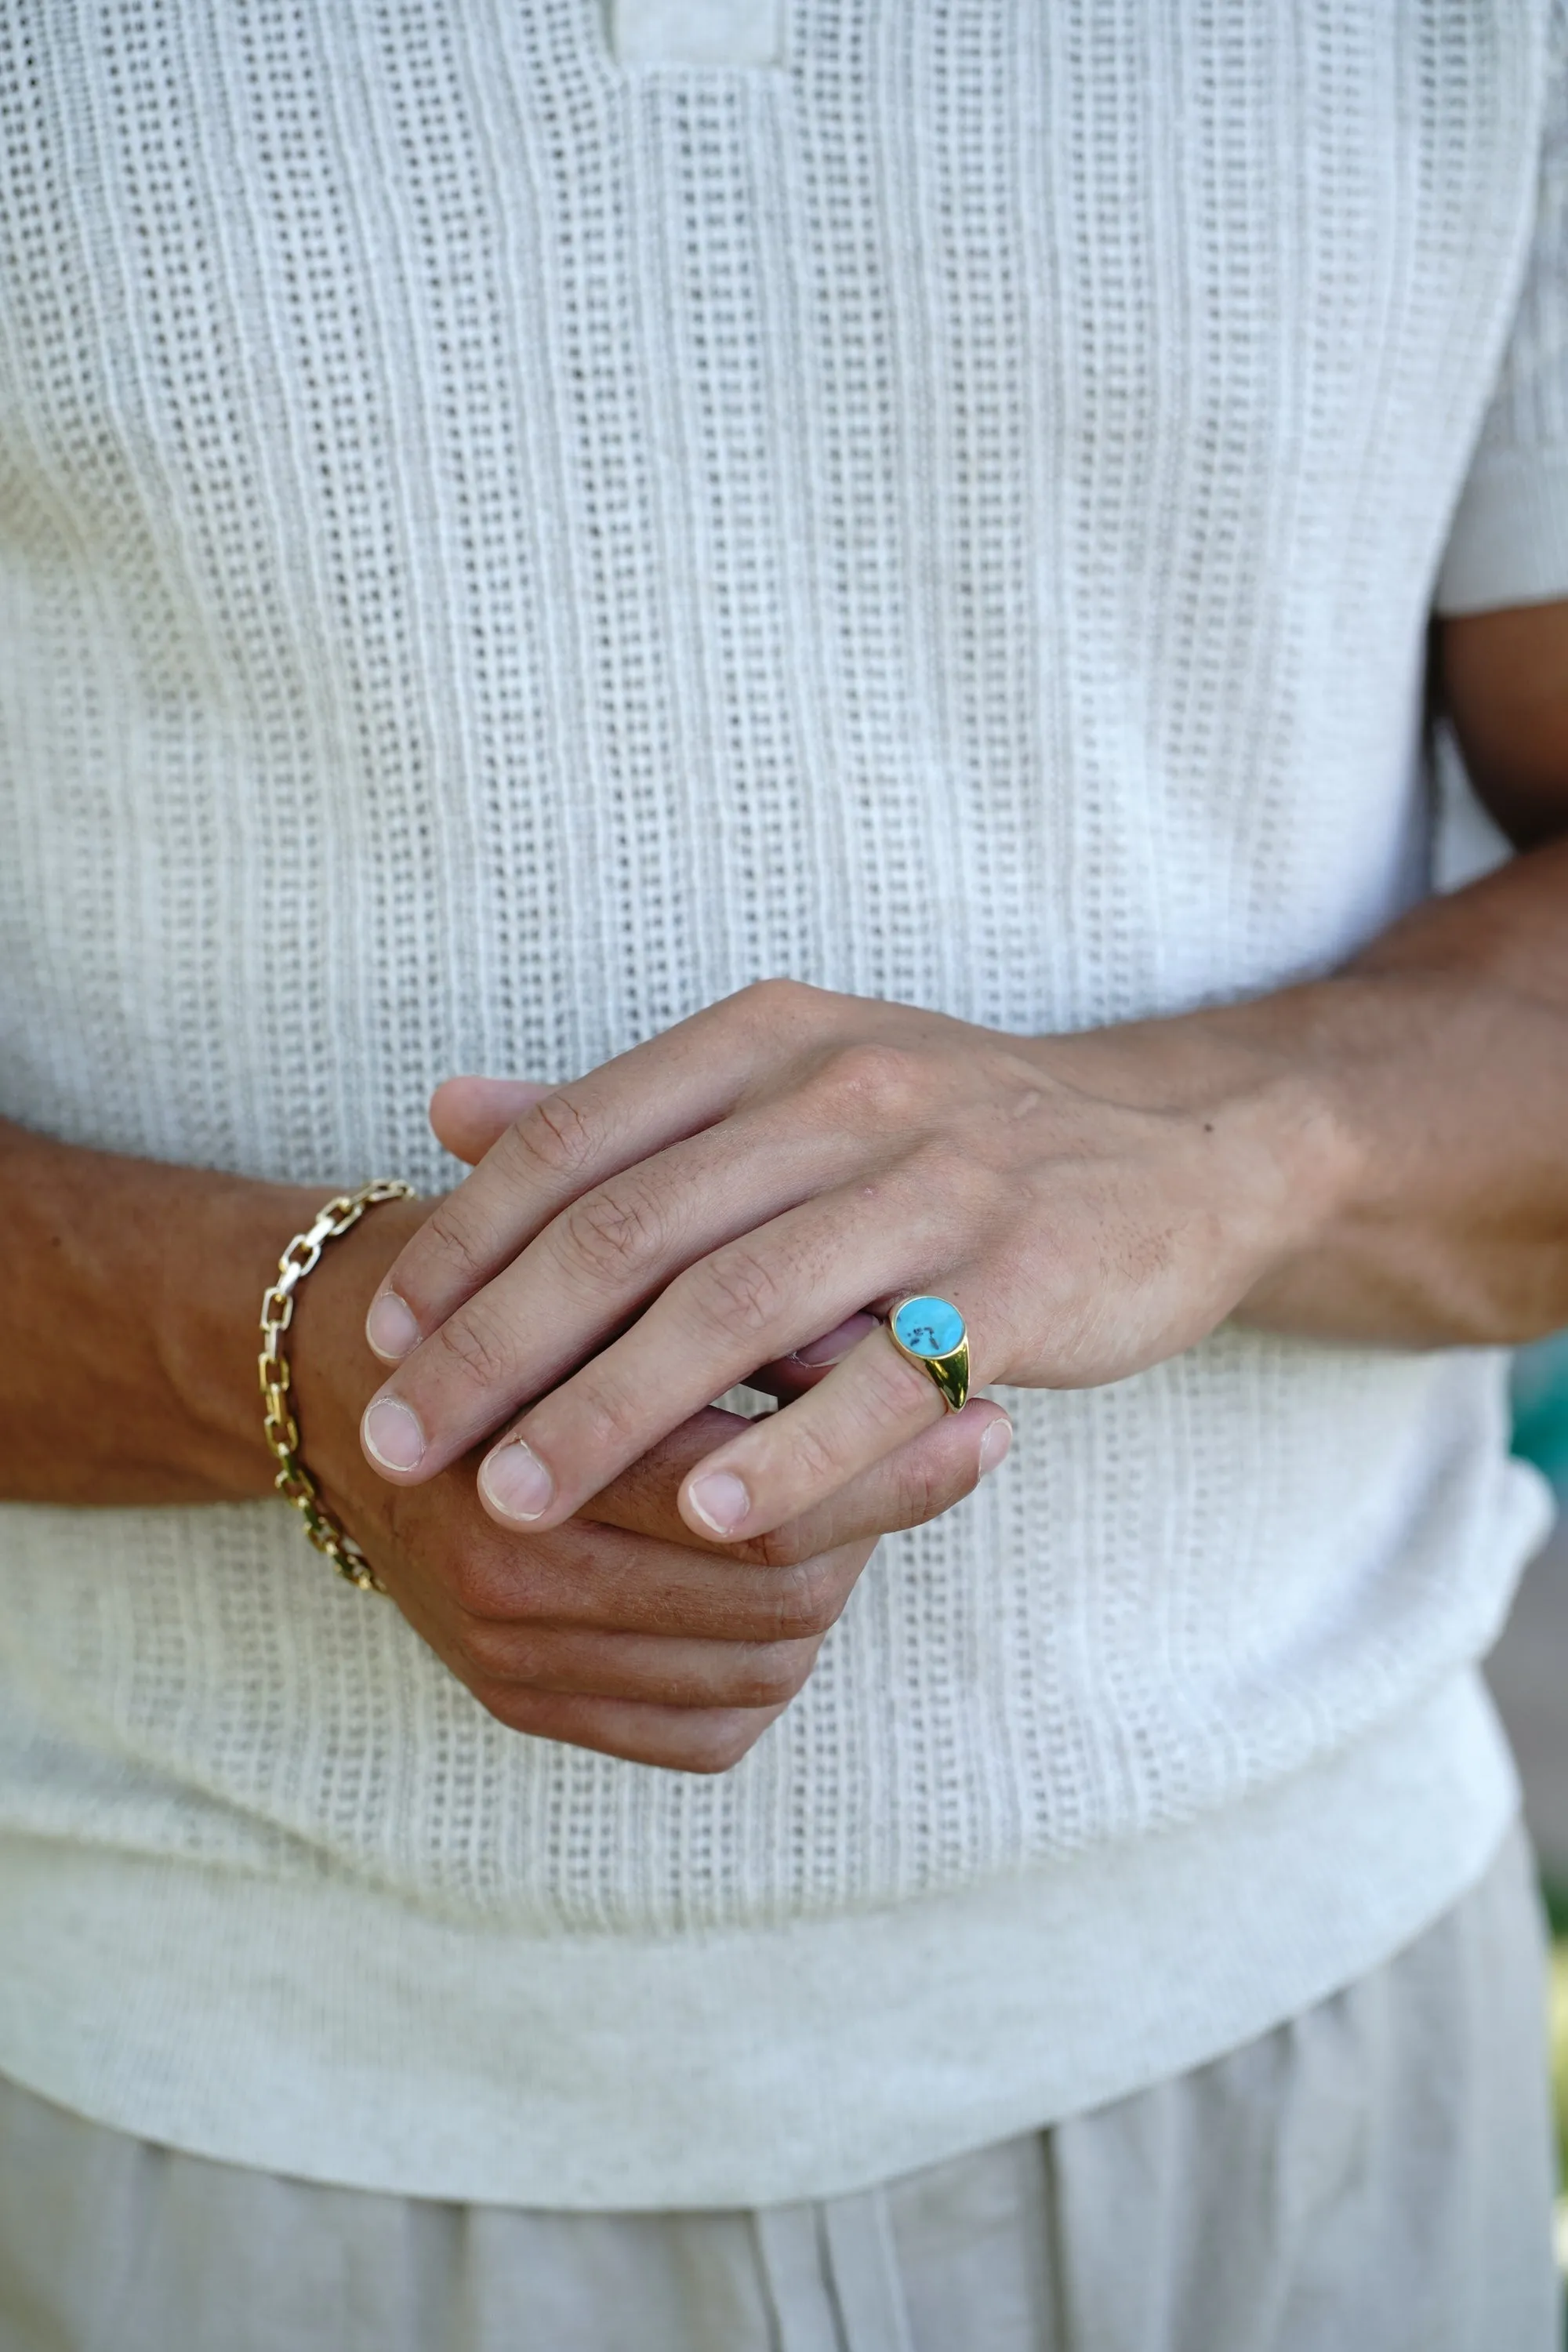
[{"left": 3, "top": 601, "right": 1566, "bottom": 1771}]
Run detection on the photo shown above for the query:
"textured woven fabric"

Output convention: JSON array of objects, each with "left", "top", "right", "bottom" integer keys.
[
  {"left": 0, "top": 0, "right": 1565, "bottom": 2202},
  {"left": 0, "top": 1828, "right": 1557, "bottom": 2352}
]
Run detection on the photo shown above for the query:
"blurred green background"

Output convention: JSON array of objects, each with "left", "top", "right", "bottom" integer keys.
[
  {"left": 1515, "top": 1336, "right": 1568, "bottom": 1497},
  {"left": 1508, "top": 1334, "right": 1568, "bottom": 2278}
]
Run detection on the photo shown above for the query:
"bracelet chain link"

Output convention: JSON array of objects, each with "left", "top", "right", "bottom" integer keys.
[{"left": 258, "top": 1178, "right": 416, "bottom": 1592}]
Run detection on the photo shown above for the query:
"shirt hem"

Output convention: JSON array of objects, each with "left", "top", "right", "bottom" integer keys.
[{"left": 0, "top": 1670, "right": 1519, "bottom": 2209}]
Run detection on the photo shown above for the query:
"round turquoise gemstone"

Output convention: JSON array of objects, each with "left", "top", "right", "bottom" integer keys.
[{"left": 892, "top": 1296, "right": 966, "bottom": 1359}]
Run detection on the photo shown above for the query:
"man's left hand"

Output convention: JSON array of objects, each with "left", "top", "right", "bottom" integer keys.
[{"left": 356, "top": 982, "right": 1344, "bottom": 1544}]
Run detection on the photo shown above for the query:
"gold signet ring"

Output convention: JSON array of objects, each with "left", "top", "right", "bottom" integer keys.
[{"left": 887, "top": 1296, "right": 971, "bottom": 1414}]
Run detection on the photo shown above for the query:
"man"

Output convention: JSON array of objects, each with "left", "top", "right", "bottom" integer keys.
[{"left": 1, "top": 1, "right": 1566, "bottom": 2343}]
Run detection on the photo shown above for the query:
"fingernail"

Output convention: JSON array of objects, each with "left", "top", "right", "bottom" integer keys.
[
  {"left": 479, "top": 1439, "right": 554, "bottom": 1523},
  {"left": 793, "top": 1314, "right": 877, "bottom": 1369},
  {"left": 978, "top": 1417, "right": 1013, "bottom": 1476},
  {"left": 365, "top": 1290, "right": 420, "bottom": 1363},
  {"left": 687, "top": 1470, "right": 751, "bottom": 1536},
  {"left": 361, "top": 1396, "right": 426, "bottom": 1473}
]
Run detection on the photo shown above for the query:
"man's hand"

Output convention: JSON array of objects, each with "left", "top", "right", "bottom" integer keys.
[
  {"left": 286, "top": 1183, "right": 1008, "bottom": 1769},
  {"left": 290, "top": 1206, "right": 857, "bottom": 1769},
  {"left": 353, "top": 600, "right": 1568, "bottom": 1557},
  {"left": 354, "top": 984, "right": 1346, "bottom": 1548},
  {"left": 0, "top": 1120, "right": 1007, "bottom": 1769},
  {"left": 9, "top": 601, "right": 1563, "bottom": 1765}
]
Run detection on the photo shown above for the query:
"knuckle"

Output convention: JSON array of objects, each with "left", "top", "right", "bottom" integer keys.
[
  {"left": 468, "top": 1676, "right": 536, "bottom": 1735},
  {"left": 456, "top": 1613, "right": 531, "bottom": 1682},
  {"left": 572, "top": 1374, "right": 651, "bottom": 1459},
  {"left": 417, "top": 1194, "right": 494, "bottom": 1291},
  {"left": 765, "top": 1555, "right": 842, "bottom": 1636},
  {"left": 678, "top": 1710, "right": 774, "bottom": 1773},
  {"left": 742, "top": 1520, "right": 816, "bottom": 1573},
  {"left": 686, "top": 1243, "right": 784, "bottom": 1339},
  {"left": 782, "top": 1414, "right": 850, "bottom": 1487},
  {"left": 559, "top": 1176, "right": 667, "bottom": 1286},
  {"left": 727, "top": 1642, "right": 815, "bottom": 1708},
  {"left": 894, "top": 1442, "right": 960, "bottom": 1529},
  {"left": 430, "top": 1294, "right": 522, "bottom": 1392},
  {"left": 859, "top": 1348, "right": 936, "bottom": 1434},
  {"left": 817, "top": 1040, "right": 920, "bottom": 1120},
  {"left": 441, "top": 1537, "right": 528, "bottom": 1623},
  {"left": 509, "top": 1090, "right": 599, "bottom": 1181},
  {"left": 738, "top": 975, "right": 811, "bottom": 1024}
]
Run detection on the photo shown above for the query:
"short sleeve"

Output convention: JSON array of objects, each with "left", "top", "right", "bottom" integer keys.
[{"left": 1436, "top": 2, "right": 1568, "bottom": 615}]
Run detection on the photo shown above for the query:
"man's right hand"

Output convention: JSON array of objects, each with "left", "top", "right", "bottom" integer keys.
[
  {"left": 284, "top": 1187, "right": 1004, "bottom": 1773},
  {"left": 0, "top": 1117, "right": 1002, "bottom": 1772}
]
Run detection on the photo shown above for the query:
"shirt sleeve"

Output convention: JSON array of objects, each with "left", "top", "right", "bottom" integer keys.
[{"left": 1436, "top": 1, "right": 1568, "bottom": 615}]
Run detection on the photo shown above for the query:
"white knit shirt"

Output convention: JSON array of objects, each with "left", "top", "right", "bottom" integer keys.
[{"left": 1, "top": 0, "right": 1566, "bottom": 2207}]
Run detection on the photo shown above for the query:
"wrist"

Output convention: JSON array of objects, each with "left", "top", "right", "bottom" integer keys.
[
  {"left": 155, "top": 1174, "right": 332, "bottom": 1497},
  {"left": 1031, "top": 993, "right": 1367, "bottom": 1287},
  {"left": 282, "top": 1192, "right": 434, "bottom": 1516},
  {"left": 158, "top": 1178, "right": 430, "bottom": 1507}
]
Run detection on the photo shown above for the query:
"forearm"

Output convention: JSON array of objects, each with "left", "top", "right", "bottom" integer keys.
[
  {"left": 9, "top": 837, "right": 1565, "bottom": 1523},
  {"left": 1059, "top": 838, "right": 1568, "bottom": 1347},
  {"left": 0, "top": 1119, "right": 330, "bottom": 1504}
]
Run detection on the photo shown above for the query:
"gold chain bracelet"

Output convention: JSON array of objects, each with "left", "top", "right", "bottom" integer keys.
[{"left": 259, "top": 1179, "right": 416, "bottom": 1592}]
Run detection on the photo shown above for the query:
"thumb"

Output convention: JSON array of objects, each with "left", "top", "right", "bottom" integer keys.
[{"left": 429, "top": 1075, "right": 555, "bottom": 1166}]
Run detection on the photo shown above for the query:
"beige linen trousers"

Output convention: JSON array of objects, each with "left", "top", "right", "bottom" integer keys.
[{"left": 0, "top": 1824, "right": 1558, "bottom": 2352}]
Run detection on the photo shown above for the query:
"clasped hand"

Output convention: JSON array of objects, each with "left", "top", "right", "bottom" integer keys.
[{"left": 347, "top": 982, "right": 1332, "bottom": 1765}]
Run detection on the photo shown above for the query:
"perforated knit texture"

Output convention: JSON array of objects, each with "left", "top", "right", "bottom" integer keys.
[{"left": 0, "top": 0, "right": 1566, "bottom": 2170}]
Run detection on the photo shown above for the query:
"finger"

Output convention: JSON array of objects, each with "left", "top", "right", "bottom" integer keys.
[
  {"left": 572, "top": 1406, "right": 774, "bottom": 1552},
  {"left": 457, "top": 1617, "right": 823, "bottom": 1708},
  {"left": 361, "top": 1096, "right": 882, "bottom": 1478},
  {"left": 474, "top": 1690, "right": 789, "bottom": 1773},
  {"left": 588, "top": 1396, "right": 1011, "bottom": 1563},
  {"left": 743, "top": 1312, "right": 881, "bottom": 1399},
  {"left": 468, "top": 1181, "right": 950, "bottom": 1527},
  {"left": 367, "top": 985, "right": 809, "bottom": 1362},
  {"left": 435, "top": 1504, "right": 872, "bottom": 1646},
  {"left": 429, "top": 1076, "right": 554, "bottom": 1167},
  {"left": 678, "top": 1321, "right": 993, "bottom": 1543}
]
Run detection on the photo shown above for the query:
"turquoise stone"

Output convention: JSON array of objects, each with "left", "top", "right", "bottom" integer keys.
[{"left": 892, "top": 1295, "right": 965, "bottom": 1359}]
